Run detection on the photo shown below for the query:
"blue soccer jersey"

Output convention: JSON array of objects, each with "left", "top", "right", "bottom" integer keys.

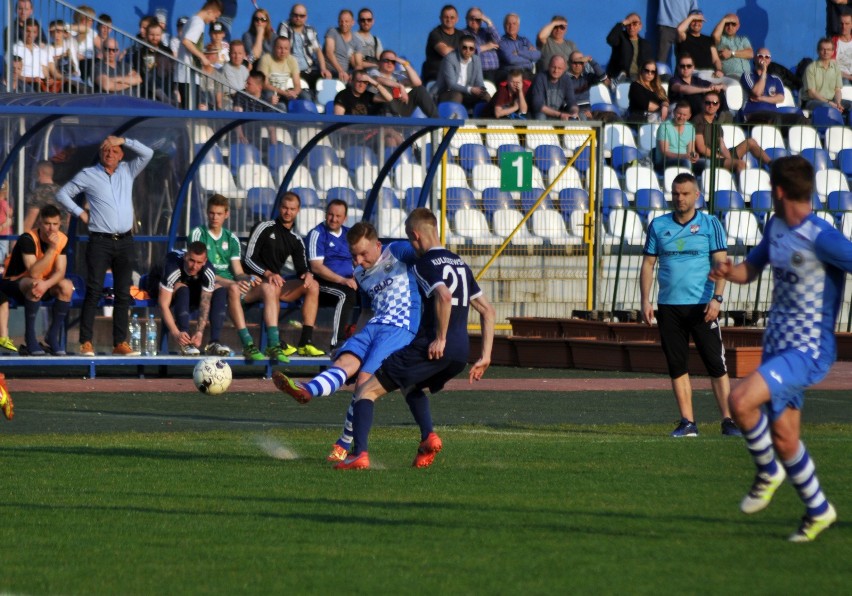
[
  {"left": 306, "top": 222, "right": 353, "bottom": 279},
  {"left": 354, "top": 241, "right": 421, "bottom": 332},
  {"left": 747, "top": 214, "right": 852, "bottom": 361},
  {"left": 644, "top": 210, "right": 727, "bottom": 304},
  {"left": 413, "top": 247, "right": 482, "bottom": 361}
]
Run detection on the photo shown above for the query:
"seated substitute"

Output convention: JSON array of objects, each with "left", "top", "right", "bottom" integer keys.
[
  {"left": 156, "top": 242, "right": 231, "bottom": 357},
  {"left": 242, "top": 191, "right": 324, "bottom": 360},
  {"left": 306, "top": 199, "right": 357, "bottom": 352},
  {"left": 0, "top": 205, "right": 73, "bottom": 355}
]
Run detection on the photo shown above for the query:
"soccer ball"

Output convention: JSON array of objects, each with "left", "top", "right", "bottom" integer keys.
[{"left": 193, "top": 357, "right": 232, "bottom": 395}]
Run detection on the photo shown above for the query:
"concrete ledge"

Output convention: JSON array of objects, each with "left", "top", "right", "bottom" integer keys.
[{"left": 0, "top": 354, "right": 332, "bottom": 379}]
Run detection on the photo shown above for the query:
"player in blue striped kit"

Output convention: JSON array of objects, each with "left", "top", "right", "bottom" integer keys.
[
  {"left": 273, "top": 221, "right": 422, "bottom": 462},
  {"left": 710, "top": 156, "right": 847, "bottom": 542}
]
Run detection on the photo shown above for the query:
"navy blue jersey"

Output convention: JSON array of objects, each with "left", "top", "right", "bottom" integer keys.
[
  {"left": 160, "top": 250, "right": 216, "bottom": 293},
  {"left": 412, "top": 247, "right": 482, "bottom": 361}
]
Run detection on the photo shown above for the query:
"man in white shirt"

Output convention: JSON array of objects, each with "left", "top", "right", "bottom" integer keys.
[
  {"left": 833, "top": 13, "right": 852, "bottom": 84},
  {"left": 175, "top": 0, "right": 222, "bottom": 109}
]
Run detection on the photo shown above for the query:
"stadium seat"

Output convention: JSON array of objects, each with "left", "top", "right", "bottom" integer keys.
[
  {"left": 288, "top": 99, "right": 319, "bottom": 113},
  {"left": 443, "top": 162, "right": 471, "bottom": 190},
  {"left": 534, "top": 144, "right": 567, "bottom": 173},
  {"left": 292, "top": 187, "right": 321, "bottom": 208},
  {"left": 815, "top": 169, "right": 850, "bottom": 204},
  {"left": 739, "top": 168, "right": 771, "bottom": 204},
  {"left": 530, "top": 209, "right": 582, "bottom": 246},
  {"left": 469, "top": 163, "right": 502, "bottom": 192},
  {"left": 314, "top": 79, "right": 345, "bottom": 111},
  {"left": 611, "top": 145, "right": 639, "bottom": 173},
  {"left": 404, "top": 187, "right": 423, "bottom": 211},
  {"left": 306, "top": 145, "right": 340, "bottom": 174},
  {"left": 801, "top": 148, "right": 832, "bottom": 172},
  {"left": 354, "top": 165, "right": 391, "bottom": 191},
  {"left": 446, "top": 187, "right": 477, "bottom": 217},
  {"left": 237, "top": 163, "right": 276, "bottom": 191},
  {"left": 344, "top": 145, "right": 378, "bottom": 174},
  {"left": 195, "top": 143, "right": 225, "bottom": 166},
  {"left": 246, "top": 187, "right": 276, "bottom": 219},
  {"left": 453, "top": 208, "right": 502, "bottom": 245},
  {"left": 394, "top": 163, "right": 426, "bottom": 194},
  {"left": 458, "top": 143, "right": 491, "bottom": 175},
  {"left": 437, "top": 101, "right": 467, "bottom": 120},
  {"left": 485, "top": 124, "right": 521, "bottom": 155},
  {"left": 378, "top": 208, "right": 408, "bottom": 237},
  {"left": 482, "top": 188, "right": 516, "bottom": 221},
  {"left": 713, "top": 189, "right": 747, "bottom": 216},
  {"left": 701, "top": 169, "right": 737, "bottom": 198},
  {"left": 637, "top": 122, "right": 660, "bottom": 160},
  {"left": 824, "top": 126, "right": 852, "bottom": 161},
  {"left": 520, "top": 188, "right": 554, "bottom": 212},
  {"left": 663, "top": 166, "right": 692, "bottom": 194},
  {"left": 377, "top": 187, "right": 402, "bottom": 209},
  {"left": 623, "top": 164, "right": 661, "bottom": 197},
  {"left": 602, "top": 123, "right": 638, "bottom": 156},
  {"left": 569, "top": 145, "right": 591, "bottom": 173},
  {"left": 813, "top": 192, "right": 826, "bottom": 211},
  {"left": 471, "top": 101, "right": 489, "bottom": 117},
  {"left": 837, "top": 148, "right": 852, "bottom": 179},
  {"left": 346, "top": 207, "right": 365, "bottom": 226},
  {"left": 315, "top": 164, "right": 353, "bottom": 192},
  {"left": 546, "top": 164, "right": 584, "bottom": 193},
  {"left": 493, "top": 208, "right": 544, "bottom": 245},
  {"left": 197, "top": 163, "right": 247, "bottom": 199},
  {"left": 229, "top": 142, "right": 262, "bottom": 176},
  {"left": 787, "top": 125, "right": 822, "bottom": 155},
  {"left": 326, "top": 186, "right": 359, "bottom": 207},
  {"left": 655, "top": 62, "right": 671, "bottom": 78},
  {"left": 296, "top": 206, "right": 325, "bottom": 236},
  {"left": 602, "top": 188, "right": 629, "bottom": 220},
  {"left": 449, "top": 128, "right": 485, "bottom": 157},
  {"left": 725, "top": 84, "right": 744, "bottom": 112},
  {"left": 725, "top": 210, "right": 763, "bottom": 246},
  {"left": 608, "top": 209, "right": 646, "bottom": 245},
  {"left": 750, "top": 190, "right": 773, "bottom": 226},
  {"left": 589, "top": 83, "right": 614, "bottom": 107},
  {"left": 278, "top": 164, "right": 315, "bottom": 189},
  {"left": 599, "top": 165, "right": 622, "bottom": 192},
  {"left": 750, "top": 125, "right": 787, "bottom": 159},
  {"left": 385, "top": 146, "right": 415, "bottom": 167},
  {"left": 720, "top": 124, "right": 746, "bottom": 151},
  {"left": 557, "top": 188, "right": 589, "bottom": 216},
  {"left": 614, "top": 82, "right": 631, "bottom": 114},
  {"left": 267, "top": 143, "right": 298, "bottom": 173},
  {"left": 827, "top": 190, "right": 852, "bottom": 219},
  {"left": 524, "top": 125, "right": 562, "bottom": 151},
  {"left": 496, "top": 143, "right": 526, "bottom": 160},
  {"left": 812, "top": 105, "right": 845, "bottom": 134},
  {"left": 634, "top": 188, "right": 667, "bottom": 222}
]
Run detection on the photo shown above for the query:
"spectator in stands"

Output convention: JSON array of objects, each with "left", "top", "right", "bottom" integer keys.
[
  {"left": 232, "top": 71, "right": 281, "bottom": 144},
  {"left": 566, "top": 50, "right": 617, "bottom": 122},
  {"left": 803, "top": 38, "right": 851, "bottom": 113},
  {"left": 668, "top": 52, "right": 727, "bottom": 118},
  {"left": 499, "top": 13, "right": 541, "bottom": 81},
  {"left": 370, "top": 49, "right": 439, "bottom": 117},
  {"left": 96, "top": 38, "right": 142, "bottom": 94},
  {"left": 209, "top": 22, "right": 230, "bottom": 68},
  {"left": 307, "top": 200, "right": 358, "bottom": 351},
  {"left": 529, "top": 55, "right": 578, "bottom": 120},
  {"left": 827, "top": 0, "right": 851, "bottom": 36},
  {"left": 484, "top": 68, "right": 529, "bottom": 118},
  {"left": 23, "top": 161, "right": 63, "bottom": 234},
  {"left": 175, "top": 0, "right": 223, "bottom": 110},
  {"left": 71, "top": 6, "right": 97, "bottom": 65},
  {"left": 14, "top": 18, "right": 52, "bottom": 92},
  {"left": 220, "top": 40, "right": 249, "bottom": 109},
  {"left": 693, "top": 90, "right": 771, "bottom": 173},
  {"left": 742, "top": 48, "right": 806, "bottom": 125},
  {"left": 198, "top": 44, "right": 224, "bottom": 109},
  {"left": 0, "top": 180, "right": 12, "bottom": 265},
  {"left": 422, "top": 5, "right": 464, "bottom": 84},
  {"left": 354, "top": 8, "right": 383, "bottom": 67},
  {"left": 333, "top": 69, "right": 392, "bottom": 115},
  {"left": 0, "top": 205, "right": 73, "bottom": 356},
  {"left": 278, "top": 4, "right": 331, "bottom": 95},
  {"left": 218, "top": 0, "right": 238, "bottom": 39},
  {"left": 4, "top": 0, "right": 46, "bottom": 47},
  {"left": 136, "top": 15, "right": 156, "bottom": 43},
  {"left": 434, "top": 35, "right": 492, "bottom": 111},
  {"left": 627, "top": 59, "right": 669, "bottom": 122},
  {"left": 47, "top": 20, "right": 80, "bottom": 87},
  {"left": 657, "top": 0, "right": 697, "bottom": 64},
  {"left": 126, "top": 22, "right": 175, "bottom": 104},
  {"left": 257, "top": 36, "right": 306, "bottom": 104},
  {"left": 712, "top": 14, "right": 753, "bottom": 81},
  {"left": 171, "top": 16, "right": 188, "bottom": 57},
  {"left": 242, "top": 7, "right": 274, "bottom": 65},
  {"left": 325, "top": 9, "right": 363, "bottom": 84},
  {"left": 157, "top": 242, "right": 231, "bottom": 357},
  {"left": 536, "top": 16, "right": 574, "bottom": 75},
  {"left": 55, "top": 135, "right": 153, "bottom": 357},
  {"left": 654, "top": 100, "right": 699, "bottom": 173},
  {"left": 462, "top": 7, "right": 501, "bottom": 84},
  {"left": 606, "top": 13, "right": 653, "bottom": 83},
  {"left": 94, "top": 13, "right": 112, "bottom": 61},
  {"left": 833, "top": 12, "right": 852, "bottom": 83},
  {"left": 189, "top": 194, "right": 265, "bottom": 360},
  {"left": 243, "top": 191, "right": 325, "bottom": 360},
  {"left": 1, "top": 56, "right": 25, "bottom": 93},
  {"left": 676, "top": 10, "right": 724, "bottom": 79}
]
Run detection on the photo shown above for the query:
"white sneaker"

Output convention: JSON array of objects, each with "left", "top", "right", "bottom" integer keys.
[
  {"left": 204, "top": 342, "right": 232, "bottom": 356},
  {"left": 741, "top": 467, "right": 786, "bottom": 514},
  {"left": 788, "top": 503, "right": 837, "bottom": 542},
  {"left": 180, "top": 345, "right": 201, "bottom": 356}
]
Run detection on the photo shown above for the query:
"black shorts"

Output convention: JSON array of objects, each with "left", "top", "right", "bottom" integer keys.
[
  {"left": 374, "top": 336, "right": 467, "bottom": 395},
  {"left": 0, "top": 278, "right": 25, "bottom": 304},
  {"left": 657, "top": 303, "right": 727, "bottom": 379}
]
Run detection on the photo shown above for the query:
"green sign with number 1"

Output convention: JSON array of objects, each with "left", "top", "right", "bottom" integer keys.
[{"left": 499, "top": 151, "right": 533, "bottom": 192}]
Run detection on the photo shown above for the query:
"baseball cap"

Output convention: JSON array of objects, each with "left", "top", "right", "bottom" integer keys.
[
  {"left": 177, "top": 16, "right": 189, "bottom": 27},
  {"left": 211, "top": 21, "right": 224, "bottom": 33},
  {"left": 689, "top": 9, "right": 704, "bottom": 19}
]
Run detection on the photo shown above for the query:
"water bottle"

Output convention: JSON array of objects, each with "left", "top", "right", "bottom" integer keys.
[
  {"left": 146, "top": 313, "right": 158, "bottom": 356},
  {"left": 130, "top": 314, "right": 142, "bottom": 354}
]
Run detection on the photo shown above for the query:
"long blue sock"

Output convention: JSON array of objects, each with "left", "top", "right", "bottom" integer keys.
[
  {"left": 24, "top": 299, "right": 40, "bottom": 350},
  {"left": 47, "top": 300, "right": 71, "bottom": 350},
  {"left": 743, "top": 412, "right": 780, "bottom": 476},
  {"left": 306, "top": 366, "right": 348, "bottom": 397},
  {"left": 783, "top": 442, "right": 829, "bottom": 517},
  {"left": 350, "top": 399, "right": 374, "bottom": 456},
  {"left": 173, "top": 287, "right": 191, "bottom": 332},
  {"left": 405, "top": 389, "right": 434, "bottom": 441}
]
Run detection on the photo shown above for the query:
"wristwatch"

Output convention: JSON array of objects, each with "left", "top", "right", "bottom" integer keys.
[{"left": 713, "top": 294, "right": 723, "bottom": 303}]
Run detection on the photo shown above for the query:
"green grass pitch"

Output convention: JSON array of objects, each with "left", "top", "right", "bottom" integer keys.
[{"left": 0, "top": 376, "right": 848, "bottom": 594}]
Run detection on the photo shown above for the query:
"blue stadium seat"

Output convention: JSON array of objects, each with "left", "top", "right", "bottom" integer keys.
[
  {"left": 497, "top": 143, "right": 525, "bottom": 159},
  {"left": 765, "top": 147, "right": 790, "bottom": 162},
  {"left": 571, "top": 145, "right": 591, "bottom": 173},
  {"left": 267, "top": 143, "right": 298, "bottom": 172},
  {"left": 195, "top": 143, "right": 225, "bottom": 165},
  {"left": 446, "top": 187, "right": 476, "bottom": 217},
  {"left": 557, "top": 188, "right": 589, "bottom": 216},
  {"left": 520, "top": 188, "right": 554, "bottom": 212},
  {"left": 378, "top": 187, "right": 401, "bottom": 208},
  {"left": 534, "top": 144, "right": 566, "bottom": 173},
  {"left": 325, "top": 100, "right": 336, "bottom": 114},
  {"left": 812, "top": 192, "right": 825, "bottom": 211},
  {"left": 837, "top": 148, "right": 852, "bottom": 179},
  {"left": 229, "top": 142, "right": 261, "bottom": 177},
  {"left": 344, "top": 146, "right": 378, "bottom": 174},
  {"left": 812, "top": 105, "right": 845, "bottom": 134},
  {"left": 404, "top": 187, "right": 423, "bottom": 211},
  {"left": 247, "top": 187, "right": 277, "bottom": 219},
  {"left": 306, "top": 145, "right": 339, "bottom": 174},
  {"left": 713, "top": 190, "right": 746, "bottom": 216},
  {"left": 482, "top": 187, "right": 516, "bottom": 221},
  {"left": 750, "top": 190, "right": 773, "bottom": 226},
  {"left": 656, "top": 62, "right": 672, "bottom": 78},
  {"left": 458, "top": 143, "right": 491, "bottom": 175},
  {"left": 800, "top": 147, "right": 832, "bottom": 172},
  {"left": 292, "top": 187, "right": 321, "bottom": 208},
  {"left": 471, "top": 101, "right": 489, "bottom": 117},
  {"left": 326, "top": 186, "right": 359, "bottom": 207},
  {"left": 611, "top": 145, "right": 639, "bottom": 173},
  {"left": 634, "top": 188, "right": 667, "bottom": 221},
  {"left": 437, "top": 101, "right": 467, "bottom": 120},
  {"left": 827, "top": 190, "right": 852, "bottom": 218},
  {"left": 385, "top": 146, "right": 415, "bottom": 168},
  {"left": 288, "top": 99, "right": 319, "bottom": 113}
]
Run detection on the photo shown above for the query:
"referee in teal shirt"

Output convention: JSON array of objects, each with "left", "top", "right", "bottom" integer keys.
[
  {"left": 55, "top": 136, "right": 153, "bottom": 356},
  {"left": 640, "top": 172, "right": 740, "bottom": 438}
]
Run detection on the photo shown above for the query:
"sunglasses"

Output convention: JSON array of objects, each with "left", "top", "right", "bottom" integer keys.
[
  {"left": 106, "top": 47, "right": 118, "bottom": 52},
  {"left": 461, "top": 45, "right": 476, "bottom": 51},
  {"left": 291, "top": 13, "right": 307, "bottom": 18},
  {"left": 679, "top": 64, "right": 694, "bottom": 69},
  {"left": 380, "top": 58, "right": 395, "bottom": 63},
  {"left": 359, "top": 17, "right": 373, "bottom": 23},
  {"left": 704, "top": 100, "right": 719, "bottom": 106},
  {"left": 469, "top": 17, "right": 482, "bottom": 22},
  {"left": 571, "top": 61, "right": 584, "bottom": 65},
  {"left": 253, "top": 16, "right": 268, "bottom": 22},
  {"left": 756, "top": 54, "right": 771, "bottom": 59},
  {"left": 554, "top": 25, "right": 566, "bottom": 30},
  {"left": 642, "top": 68, "right": 656, "bottom": 74},
  {"left": 354, "top": 79, "right": 368, "bottom": 84}
]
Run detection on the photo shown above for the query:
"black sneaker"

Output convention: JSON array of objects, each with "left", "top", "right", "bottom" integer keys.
[
  {"left": 671, "top": 418, "right": 698, "bottom": 437},
  {"left": 721, "top": 417, "right": 742, "bottom": 437}
]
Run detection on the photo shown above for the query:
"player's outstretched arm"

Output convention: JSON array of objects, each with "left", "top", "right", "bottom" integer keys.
[
  {"left": 469, "top": 293, "right": 495, "bottom": 383},
  {"left": 709, "top": 258, "right": 758, "bottom": 285}
]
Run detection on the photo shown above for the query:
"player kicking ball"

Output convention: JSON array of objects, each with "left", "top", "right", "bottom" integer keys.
[
  {"left": 332, "top": 208, "right": 494, "bottom": 470},
  {"left": 273, "top": 222, "right": 422, "bottom": 462},
  {"left": 709, "top": 156, "right": 845, "bottom": 542}
]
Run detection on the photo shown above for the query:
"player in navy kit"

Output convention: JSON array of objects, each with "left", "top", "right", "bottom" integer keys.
[
  {"left": 335, "top": 208, "right": 495, "bottom": 470},
  {"left": 710, "top": 156, "right": 846, "bottom": 542}
]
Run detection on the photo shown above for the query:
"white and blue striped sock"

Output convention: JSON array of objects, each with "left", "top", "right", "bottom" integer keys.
[
  {"left": 743, "top": 413, "right": 780, "bottom": 476},
  {"left": 783, "top": 442, "right": 829, "bottom": 517},
  {"left": 335, "top": 397, "right": 355, "bottom": 450},
  {"left": 305, "top": 366, "right": 348, "bottom": 397}
]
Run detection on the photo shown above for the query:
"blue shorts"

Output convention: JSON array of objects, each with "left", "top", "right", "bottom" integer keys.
[
  {"left": 337, "top": 323, "right": 415, "bottom": 375},
  {"left": 758, "top": 348, "right": 832, "bottom": 421},
  {"left": 375, "top": 336, "right": 467, "bottom": 394}
]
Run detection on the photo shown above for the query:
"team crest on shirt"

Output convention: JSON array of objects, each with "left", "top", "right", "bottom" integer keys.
[
  {"left": 270, "top": 233, "right": 276, "bottom": 239},
  {"left": 222, "top": 242, "right": 228, "bottom": 250},
  {"left": 384, "top": 262, "right": 393, "bottom": 273},
  {"left": 690, "top": 225, "right": 699, "bottom": 234},
  {"left": 791, "top": 252, "right": 804, "bottom": 266}
]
